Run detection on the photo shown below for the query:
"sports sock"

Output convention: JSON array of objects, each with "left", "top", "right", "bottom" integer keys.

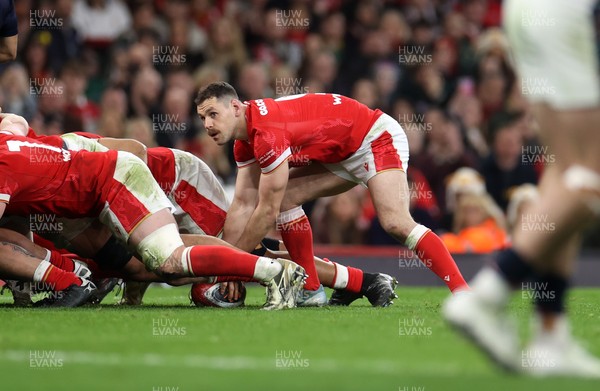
[
  {"left": 33, "top": 260, "right": 81, "bottom": 291},
  {"left": 45, "top": 249, "right": 76, "bottom": 272},
  {"left": 405, "top": 224, "right": 468, "bottom": 292},
  {"left": 533, "top": 273, "right": 568, "bottom": 314},
  {"left": 277, "top": 207, "right": 320, "bottom": 290},
  {"left": 324, "top": 258, "right": 364, "bottom": 293},
  {"left": 181, "top": 246, "right": 281, "bottom": 282},
  {"left": 496, "top": 248, "right": 535, "bottom": 287}
]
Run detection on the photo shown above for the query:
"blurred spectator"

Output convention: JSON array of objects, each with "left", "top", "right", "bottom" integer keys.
[
  {"left": 0, "top": 63, "right": 37, "bottom": 119},
  {"left": 35, "top": 77, "right": 66, "bottom": 131},
  {"left": 60, "top": 59, "right": 99, "bottom": 132},
  {"left": 304, "top": 50, "right": 338, "bottom": 92},
  {"left": 252, "top": 8, "right": 304, "bottom": 70},
  {"left": 154, "top": 85, "right": 195, "bottom": 149},
  {"left": 319, "top": 12, "right": 346, "bottom": 60},
  {"left": 413, "top": 108, "right": 479, "bottom": 213},
  {"left": 97, "top": 86, "right": 126, "bottom": 137},
  {"left": 380, "top": 9, "right": 411, "bottom": 49},
  {"left": 46, "top": 0, "right": 82, "bottom": 74},
  {"left": 4, "top": 0, "right": 597, "bottom": 246},
  {"left": 351, "top": 78, "right": 378, "bottom": 109},
  {"left": 23, "top": 30, "right": 53, "bottom": 80},
  {"left": 237, "top": 61, "right": 271, "bottom": 101},
  {"left": 72, "top": 0, "right": 131, "bottom": 46},
  {"left": 128, "top": 65, "right": 161, "bottom": 117},
  {"left": 442, "top": 167, "right": 487, "bottom": 231},
  {"left": 193, "top": 62, "right": 228, "bottom": 92},
  {"left": 373, "top": 61, "right": 400, "bottom": 113},
  {"left": 125, "top": 116, "right": 156, "bottom": 148},
  {"left": 441, "top": 192, "right": 508, "bottom": 253},
  {"left": 474, "top": 29, "right": 514, "bottom": 119},
  {"left": 312, "top": 188, "right": 366, "bottom": 245},
  {"left": 448, "top": 77, "right": 488, "bottom": 157},
  {"left": 205, "top": 17, "right": 247, "bottom": 80},
  {"left": 481, "top": 111, "right": 538, "bottom": 211}
]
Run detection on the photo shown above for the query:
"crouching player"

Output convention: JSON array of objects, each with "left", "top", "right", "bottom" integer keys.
[{"left": 0, "top": 129, "right": 305, "bottom": 310}]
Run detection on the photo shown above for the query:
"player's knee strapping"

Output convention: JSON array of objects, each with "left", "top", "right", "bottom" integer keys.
[
  {"left": 563, "top": 165, "right": 600, "bottom": 215},
  {"left": 136, "top": 223, "right": 183, "bottom": 271}
]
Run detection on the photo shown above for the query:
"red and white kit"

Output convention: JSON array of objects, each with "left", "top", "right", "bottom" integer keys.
[
  {"left": 234, "top": 93, "right": 409, "bottom": 184},
  {"left": 0, "top": 133, "right": 173, "bottom": 242}
]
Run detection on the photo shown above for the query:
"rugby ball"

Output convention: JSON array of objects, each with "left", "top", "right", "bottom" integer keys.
[{"left": 191, "top": 282, "right": 246, "bottom": 308}]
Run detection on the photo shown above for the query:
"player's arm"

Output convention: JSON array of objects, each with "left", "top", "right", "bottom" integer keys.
[
  {"left": 222, "top": 163, "right": 260, "bottom": 246},
  {"left": 99, "top": 138, "right": 147, "bottom": 163},
  {"left": 233, "top": 161, "right": 289, "bottom": 252},
  {"left": 0, "top": 0, "right": 17, "bottom": 63},
  {"left": 0, "top": 34, "right": 17, "bottom": 62},
  {"left": 62, "top": 134, "right": 148, "bottom": 163}
]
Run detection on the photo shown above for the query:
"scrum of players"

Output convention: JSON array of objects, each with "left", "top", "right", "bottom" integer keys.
[{"left": 0, "top": 105, "right": 399, "bottom": 310}]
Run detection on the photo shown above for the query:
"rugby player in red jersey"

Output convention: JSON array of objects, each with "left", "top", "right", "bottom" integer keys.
[
  {"left": 195, "top": 83, "right": 469, "bottom": 305},
  {"left": 14, "top": 125, "right": 397, "bottom": 307},
  {"left": 0, "top": 127, "right": 305, "bottom": 310}
]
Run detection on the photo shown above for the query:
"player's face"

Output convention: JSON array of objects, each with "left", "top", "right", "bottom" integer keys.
[{"left": 197, "top": 97, "right": 238, "bottom": 145}]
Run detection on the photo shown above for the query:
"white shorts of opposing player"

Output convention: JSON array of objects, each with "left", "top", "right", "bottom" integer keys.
[{"left": 504, "top": 0, "right": 600, "bottom": 110}]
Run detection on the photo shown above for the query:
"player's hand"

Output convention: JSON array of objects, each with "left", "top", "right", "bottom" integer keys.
[{"left": 219, "top": 281, "right": 244, "bottom": 302}]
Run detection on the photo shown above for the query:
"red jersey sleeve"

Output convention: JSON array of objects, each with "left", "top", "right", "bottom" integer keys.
[
  {"left": 0, "top": 174, "right": 17, "bottom": 204},
  {"left": 233, "top": 140, "right": 257, "bottom": 168},
  {"left": 252, "top": 128, "right": 291, "bottom": 174}
]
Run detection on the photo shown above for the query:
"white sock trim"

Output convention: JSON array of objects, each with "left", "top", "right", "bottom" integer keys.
[
  {"left": 405, "top": 224, "right": 430, "bottom": 250},
  {"left": 333, "top": 263, "right": 349, "bottom": 290},
  {"left": 33, "top": 260, "right": 52, "bottom": 282},
  {"left": 180, "top": 247, "right": 193, "bottom": 276},
  {"left": 276, "top": 206, "right": 305, "bottom": 225},
  {"left": 43, "top": 249, "right": 51, "bottom": 262}
]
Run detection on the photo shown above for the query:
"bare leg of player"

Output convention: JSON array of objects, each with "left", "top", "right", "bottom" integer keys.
[
  {"left": 367, "top": 170, "right": 468, "bottom": 292},
  {"left": 444, "top": 104, "right": 600, "bottom": 376}
]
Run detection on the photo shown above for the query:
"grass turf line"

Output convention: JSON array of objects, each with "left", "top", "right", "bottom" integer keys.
[{"left": 0, "top": 286, "right": 599, "bottom": 391}]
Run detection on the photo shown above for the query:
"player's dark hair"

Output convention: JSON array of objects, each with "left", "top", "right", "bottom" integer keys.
[{"left": 194, "top": 82, "right": 239, "bottom": 106}]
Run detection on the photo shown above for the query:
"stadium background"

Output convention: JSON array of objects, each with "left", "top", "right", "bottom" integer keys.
[
  {"left": 3, "top": 0, "right": 600, "bottom": 250},
  {"left": 3, "top": 3, "right": 600, "bottom": 390}
]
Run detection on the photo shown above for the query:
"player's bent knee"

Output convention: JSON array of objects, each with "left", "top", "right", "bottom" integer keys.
[
  {"left": 136, "top": 223, "right": 185, "bottom": 272},
  {"left": 379, "top": 216, "right": 416, "bottom": 240},
  {"left": 564, "top": 165, "right": 600, "bottom": 215}
]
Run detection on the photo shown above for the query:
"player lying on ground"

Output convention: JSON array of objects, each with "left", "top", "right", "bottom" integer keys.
[
  {"left": 195, "top": 83, "right": 469, "bottom": 307},
  {"left": 0, "top": 124, "right": 305, "bottom": 310},
  {"left": 13, "top": 127, "right": 397, "bottom": 307},
  {"left": 443, "top": 0, "right": 600, "bottom": 378}
]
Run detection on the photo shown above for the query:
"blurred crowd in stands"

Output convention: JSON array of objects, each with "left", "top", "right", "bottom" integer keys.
[{"left": 2, "top": 0, "right": 598, "bottom": 250}]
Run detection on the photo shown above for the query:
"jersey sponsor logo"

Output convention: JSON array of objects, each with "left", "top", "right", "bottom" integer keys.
[
  {"left": 332, "top": 94, "right": 342, "bottom": 105},
  {"left": 255, "top": 99, "right": 269, "bottom": 116}
]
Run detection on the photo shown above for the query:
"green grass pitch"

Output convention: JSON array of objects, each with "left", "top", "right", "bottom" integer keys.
[{"left": 1, "top": 285, "right": 599, "bottom": 391}]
